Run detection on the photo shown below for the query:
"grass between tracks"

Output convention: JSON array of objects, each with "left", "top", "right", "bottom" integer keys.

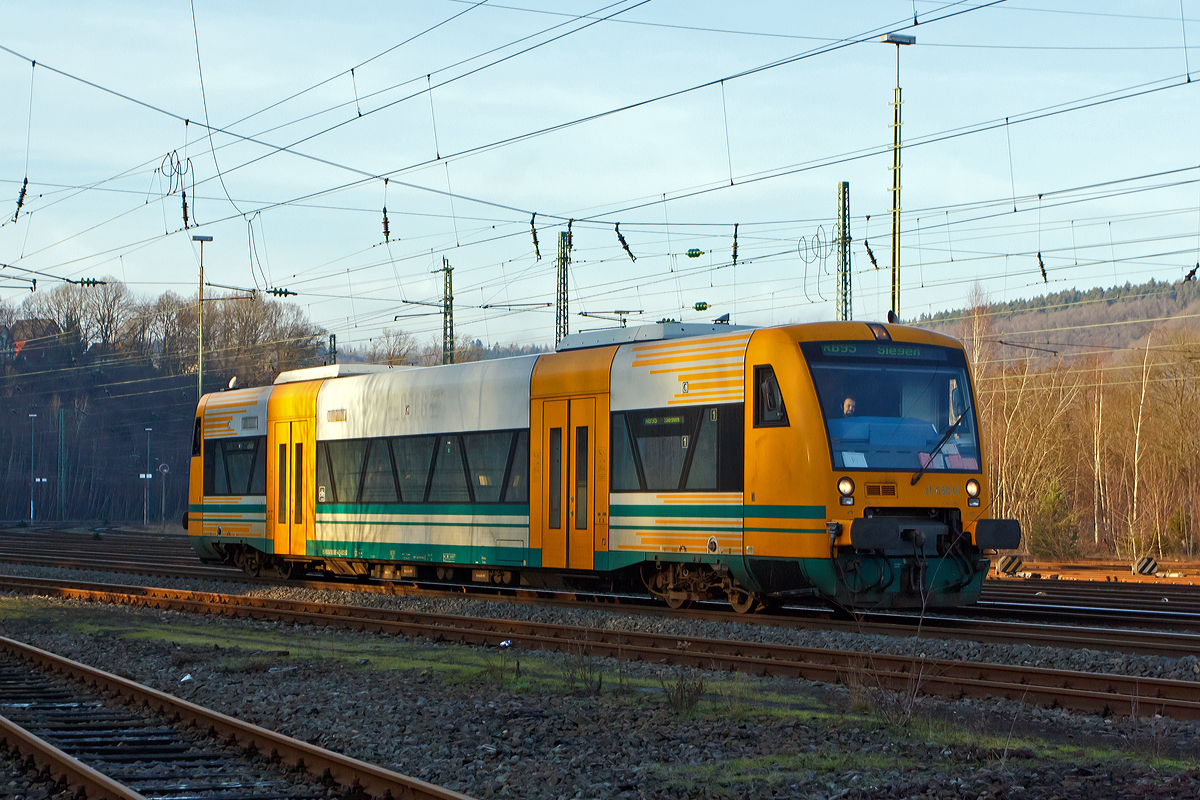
[{"left": 1, "top": 594, "right": 1197, "bottom": 794}]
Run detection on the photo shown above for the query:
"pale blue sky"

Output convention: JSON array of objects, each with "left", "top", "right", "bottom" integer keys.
[{"left": 2, "top": 1, "right": 1198, "bottom": 349}]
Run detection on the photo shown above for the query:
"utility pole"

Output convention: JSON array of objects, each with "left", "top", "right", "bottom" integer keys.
[
  {"left": 556, "top": 230, "right": 570, "bottom": 346},
  {"left": 159, "top": 464, "right": 169, "bottom": 531},
  {"left": 28, "top": 413, "right": 36, "bottom": 522},
  {"left": 57, "top": 408, "right": 65, "bottom": 520},
  {"left": 192, "top": 234, "right": 213, "bottom": 400},
  {"left": 881, "top": 32, "right": 914, "bottom": 320},
  {"left": 836, "top": 181, "right": 851, "bottom": 321},
  {"left": 439, "top": 257, "right": 454, "bottom": 365},
  {"left": 144, "top": 427, "right": 152, "bottom": 526}
]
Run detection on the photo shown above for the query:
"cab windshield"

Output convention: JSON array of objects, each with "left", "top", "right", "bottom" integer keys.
[{"left": 801, "top": 341, "right": 979, "bottom": 473}]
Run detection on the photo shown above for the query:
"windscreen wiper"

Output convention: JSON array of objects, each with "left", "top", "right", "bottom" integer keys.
[{"left": 910, "top": 405, "right": 972, "bottom": 486}]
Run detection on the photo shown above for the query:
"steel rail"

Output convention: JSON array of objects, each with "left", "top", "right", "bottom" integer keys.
[
  {"left": 0, "top": 635, "right": 477, "bottom": 800},
  {"left": 4, "top": 577, "right": 1200, "bottom": 722},
  {"left": 0, "top": 713, "right": 148, "bottom": 800},
  {"left": 7, "top": 528, "right": 1200, "bottom": 647},
  {"left": 4, "top": 567, "right": 1200, "bottom": 659}
]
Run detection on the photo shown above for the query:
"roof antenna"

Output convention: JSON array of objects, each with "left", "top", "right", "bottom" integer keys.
[{"left": 887, "top": 309, "right": 899, "bottom": 324}]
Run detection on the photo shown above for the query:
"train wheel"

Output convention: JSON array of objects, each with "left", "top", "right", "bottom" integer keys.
[
  {"left": 664, "top": 592, "right": 690, "bottom": 610},
  {"left": 727, "top": 589, "right": 759, "bottom": 615}
]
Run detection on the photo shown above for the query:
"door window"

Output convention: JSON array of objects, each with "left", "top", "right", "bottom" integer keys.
[
  {"left": 574, "top": 426, "right": 588, "bottom": 530},
  {"left": 548, "top": 428, "right": 562, "bottom": 529},
  {"left": 277, "top": 444, "right": 287, "bottom": 526}
]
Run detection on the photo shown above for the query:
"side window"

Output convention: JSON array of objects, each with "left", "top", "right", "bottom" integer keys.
[
  {"left": 504, "top": 430, "right": 529, "bottom": 503},
  {"left": 224, "top": 438, "right": 258, "bottom": 494},
  {"left": 360, "top": 439, "right": 399, "bottom": 503},
  {"left": 192, "top": 417, "right": 202, "bottom": 457},
  {"left": 463, "top": 431, "right": 511, "bottom": 503},
  {"left": 203, "top": 439, "right": 217, "bottom": 495},
  {"left": 428, "top": 435, "right": 471, "bottom": 502},
  {"left": 393, "top": 435, "right": 436, "bottom": 502},
  {"left": 685, "top": 408, "right": 718, "bottom": 490},
  {"left": 610, "top": 413, "right": 641, "bottom": 491},
  {"left": 316, "top": 442, "right": 333, "bottom": 503},
  {"left": 327, "top": 440, "right": 368, "bottom": 503},
  {"left": 250, "top": 437, "right": 267, "bottom": 495},
  {"left": 753, "top": 365, "right": 789, "bottom": 427},
  {"left": 718, "top": 403, "right": 745, "bottom": 491},
  {"left": 630, "top": 410, "right": 692, "bottom": 491},
  {"left": 202, "top": 438, "right": 268, "bottom": 496}
]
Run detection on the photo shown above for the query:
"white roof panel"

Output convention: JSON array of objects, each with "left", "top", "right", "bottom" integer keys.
[
  {"left": 274, "top": 363, "right": 407, "bottom": 384},
  {"left": 315, "top": 356, "right": 537, "bottom": 439}
]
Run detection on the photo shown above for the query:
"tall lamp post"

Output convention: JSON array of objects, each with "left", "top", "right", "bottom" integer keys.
[
  {"left": 144, "top": 427, "right": 153, "bottom": 526},
  {"left": 192, "top": 234, "right": 213, "bottom": 401},
  {"left": 28, "top": 413, "right": 36, "bottom": 521},
  {"left": 880, "top": 32, "right": 915, "bottom": 321}
]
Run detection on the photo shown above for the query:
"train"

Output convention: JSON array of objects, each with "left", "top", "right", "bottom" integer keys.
[{"left": 185, "top": 319, "right": 1020, "bottom": 611}]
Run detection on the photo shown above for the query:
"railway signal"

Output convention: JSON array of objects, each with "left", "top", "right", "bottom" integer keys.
[{"left": 1135, "top": 555, "right": 1158, "bottom": 576}]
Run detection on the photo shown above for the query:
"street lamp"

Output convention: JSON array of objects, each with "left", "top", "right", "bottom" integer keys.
[
  {"left": 28, "top": 413, "right": 36, "bottom": 521},
  {"left": 192, "top": 234, "right": 213, "bottom": 401},
  {"left": 880, "top": 31, "right": 915, "bottom": 321},
  {"left": 144, "top": 427, "right": 153, "bottom": 526}
]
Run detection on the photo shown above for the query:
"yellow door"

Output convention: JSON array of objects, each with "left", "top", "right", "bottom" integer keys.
[
  {"left": 540, "top": 400, "right": 569, "bottom": 569},
  {"left": 271, "top": 419, "right": 313, "bottom": 557},
  {"left": 568, "top": 398, "right": 595, "bottom": 570},
  {"left": 290, "top": 419, "right": 312, "bottom": 556}
]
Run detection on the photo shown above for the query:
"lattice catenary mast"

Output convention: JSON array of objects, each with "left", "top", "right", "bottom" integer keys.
[
  {"left": 836, "top": 181, "right": 851, "bottom": 322},
  {"left": 439, "top": 257, "right": 454, "bottom": 365},
  {"left": 556, "top": 230, "right": 570, "bottom": 346}
]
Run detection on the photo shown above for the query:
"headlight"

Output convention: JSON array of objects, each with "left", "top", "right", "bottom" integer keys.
[
  {"left": 837, "top": 477, "right": 855, "bottom": 496},
  {"left": 966, "top": 479, "right": 980, "bottom": 498}
]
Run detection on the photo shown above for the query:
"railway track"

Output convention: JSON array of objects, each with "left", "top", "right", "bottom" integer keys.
[
  {"left": 3, "top": 575, "right": 1200, "bottom": 723},
  {"left": 0, "top": 635, "right": 474, "bottom": 800},
  {"left": 6, "top": 528, "right": 1200, "bottom": 657}
]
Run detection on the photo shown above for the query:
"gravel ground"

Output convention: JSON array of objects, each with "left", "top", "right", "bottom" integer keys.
[
  {"left": 0, "top": 575, "right": 1198, "bottom": 798},
  {"left": 3, "top": 561, "right": 1200, "bottom": 683}
]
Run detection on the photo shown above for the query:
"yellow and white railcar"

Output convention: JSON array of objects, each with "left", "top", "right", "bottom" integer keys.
[{"left": 186, "top": 320, "right": 1019, "bottom": 610}]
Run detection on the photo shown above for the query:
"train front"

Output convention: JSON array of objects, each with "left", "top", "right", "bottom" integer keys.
[{"left": 742, "top": 322, "right": 1020, "bottom": 609}]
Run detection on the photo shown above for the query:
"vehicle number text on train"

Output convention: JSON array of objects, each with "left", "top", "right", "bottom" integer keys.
[{"left": 925, "top": 485, "right": 960, "bottom": 496}]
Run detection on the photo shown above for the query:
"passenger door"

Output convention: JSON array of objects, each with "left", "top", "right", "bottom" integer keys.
[
  {"left": 567, "top": 398, "right": 595, "bottom": 570},
  {"left": 539, "top": 398, "right": 596, "bottom": 570},
  {"left": 271, "top": 419, "right": 313, "bottom": 557},
  {"left": 540, "top": 400, "right": 569, "bottom": 569}
]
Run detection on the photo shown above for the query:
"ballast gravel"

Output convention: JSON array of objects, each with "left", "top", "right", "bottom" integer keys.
[
  {"left": 0, "top": 596, "right": 1198, "bottom": 800},
  {"left": 2, "top": 561, "right": 1200, "bottom": 683}
]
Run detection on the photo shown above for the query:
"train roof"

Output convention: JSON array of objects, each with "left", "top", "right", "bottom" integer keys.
[
  {"left": 556, "top": 321, "right": 755, "bottom": 351},
  {"left": 274, "top": 363, "right": 409, "bottom": 384}
]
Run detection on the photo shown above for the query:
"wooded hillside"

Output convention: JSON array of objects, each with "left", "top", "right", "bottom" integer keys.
[{"left": 922, "top": 279, "right": 1200, "bottom": 559}]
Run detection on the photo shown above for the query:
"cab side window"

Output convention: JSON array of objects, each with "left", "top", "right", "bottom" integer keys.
[{"left": 753, "top": 365, "right": 788, "bottom": 427}]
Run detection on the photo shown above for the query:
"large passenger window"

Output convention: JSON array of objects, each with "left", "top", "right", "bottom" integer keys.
[
  {"left": 611, "top": 414, "right": 640, "bottom": 491},
  {"left": 203, "top": 436, "right": 267, "bottom": 496},
  {"left": 315, "top": 430, "right": 530, "bottom": 505},
  {"left": 360, "top": 440, "right": 399, "bottom": 503},
  {"left": 611, "top": 404, "right": 743, "bottom": 492},
  {"left": 463, "top": 432, "right": 510, "bottom": 503},
  {"left": 393, "top": 435, "right": 436, "bottom": 501},
  {"left": 327, "top": 440, "right": 368, "bottom": 503},
  {"left": 429, "top": 435, "right": 471, "bottom": 502},
  {"left": 506, "top": 431, "right": 529, "bottom": 503}
]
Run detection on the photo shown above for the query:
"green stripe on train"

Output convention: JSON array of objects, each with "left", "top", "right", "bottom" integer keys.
[
  {"left": 318, "top": 502, "right": 529, "bottom": 516},
  {"left": 306, "top": 540, "right": 541, "bottom": 568},
  {"left": 611, "top": 504, "right": 824, "bottom": 519}
]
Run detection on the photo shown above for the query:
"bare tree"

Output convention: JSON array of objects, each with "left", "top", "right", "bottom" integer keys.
[{"left": 367, "top": 328, "right": 419, "bottom": 366}]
